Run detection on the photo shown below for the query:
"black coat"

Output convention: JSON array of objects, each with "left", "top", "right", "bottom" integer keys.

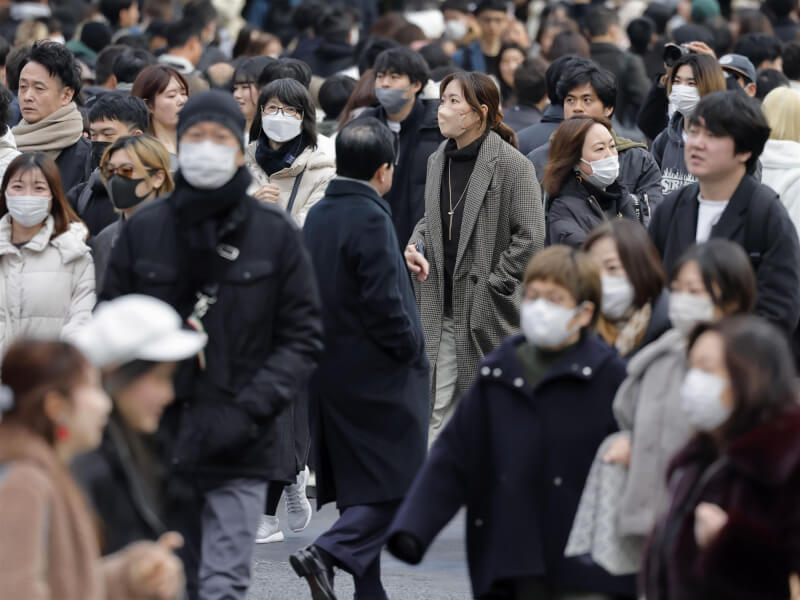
[
  {"left": 303, "top": 178, "right": 430, "bottom": 509},
  {"left": 101, "top": 168, "right": 324, "bottom": 480},
  {"left": 68, "top": 167, "right": 117, "bottom": 237},
  {"left": 517, "top": 104, "right": 563, "bottom": 156},
  {"left": 649, "top": 175, "right": 800, "bottom": 331},
  {"left": 359, "top": 98, "right": 444, "bottom": 247},
  {"left": 387, "top": 334, "right": 634, "bottom": 598},
  {"left": 304, "top": 40, "right": 355, "bottom": 77},
  {"left": 636, "top": 76, "right": 669, "bottom": 141},
  {"left": 502, "top": 104, "right": 542, "bottom": 133},
  {"left": 590, "top": 42, "right": 650, "bottom": 128},
  {"left": 56, "top": 136, "right": 92, "bottom": 196},
  {"left": 547, "top": 176, "right": 639, "bottom": 247}
]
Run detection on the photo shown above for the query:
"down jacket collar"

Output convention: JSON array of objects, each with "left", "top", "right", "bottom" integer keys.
[
  {"left": 0, "top": 214, "right": 89, "bottom": 263},
  {"left": 245, "top": 140, "right": 335, "bottom": 180}
]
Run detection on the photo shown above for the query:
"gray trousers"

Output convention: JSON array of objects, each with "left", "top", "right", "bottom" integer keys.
[{"left": 429, "top": 316, "right": 458, "bottom": 446}]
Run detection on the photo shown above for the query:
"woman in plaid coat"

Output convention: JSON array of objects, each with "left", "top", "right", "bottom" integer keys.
[{"left": 405, "top": 71, "right": 545, "bottom": 442}]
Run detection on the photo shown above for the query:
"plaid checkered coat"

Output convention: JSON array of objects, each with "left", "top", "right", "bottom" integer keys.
[{"left": 409, "top": 131, "right": 545, "bottom": 398}]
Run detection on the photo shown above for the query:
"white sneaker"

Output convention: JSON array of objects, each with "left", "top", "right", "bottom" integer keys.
[
  {"left": 285, "top": 466, "right": 313, "bottom": 533},
  {"left": 255, "top": 515, "right": 285, "bottom": 544}
]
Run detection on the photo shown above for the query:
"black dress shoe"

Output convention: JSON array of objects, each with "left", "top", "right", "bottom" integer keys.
[{"left": 289, "top": 545, "right": 338, "bottom": 600}]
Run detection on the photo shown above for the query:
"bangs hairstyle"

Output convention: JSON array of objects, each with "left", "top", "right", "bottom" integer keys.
[
  {"left": 689, "top": 90, "right": 771, "bottom": 173},
  {"left": 671, "top": 239, "right": 757, "bottom": 314},
  {"left": 582, "top": 220, "right": 666, "bottom": 308},
  {"left": 666, "top": 53, "right": 726, "bottom": 97},
  {"left": 523, "top": 245, "right": 602, "bottom": 327},
  {"left": 250, "top": 78, "right": 318, "bottom": 149},
  {"left": 439, "top": 71, "right": 518, "bottom": 148},
  {"left": 99, "top": 135, "right": 174, "bottom": 197},
  {"left": 762, "top": 86, "right": 800, "bottom": 142},
  {"left": 131, "top": 64, "right": 189, "bottom": 134},
  {"left": 542, "top": 115, "right": 612, "bottom": 197},
  {"left": 688, "top": 315, "right": 798, "bottom": 442},
  {"left": 373, "top": 47, "right": 431, "bottom": 93},
  {"left": 0, "top": 153, "right": 82, "bottom": 238},
  {"left": 233, "top": 55, "right": 275, "bottom": 86}
]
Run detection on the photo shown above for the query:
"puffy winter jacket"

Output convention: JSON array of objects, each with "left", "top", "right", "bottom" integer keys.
[
  {"left": 0, "top": 129, "right": 20, "bottom": 184},
  {"left": 0, "top": 214, "right": 95, "bottom": 355},
  {"left": 245, "top": 140, "right": 336, "bottom": 227},
  {"left": 760, "top": 139, "right": 800, "bottom": 236}
]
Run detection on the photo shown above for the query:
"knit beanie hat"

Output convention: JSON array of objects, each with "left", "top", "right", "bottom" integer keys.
[
  {"left": 691, "top": 0, "right": 721, "bottom": 23},
  {"left": 177, "top": 90, "right": 246, "bottom": 149}
]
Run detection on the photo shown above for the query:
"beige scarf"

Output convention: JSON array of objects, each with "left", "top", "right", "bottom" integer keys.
[{"left": 12, "top": 103, "right": 84, "bottom": 158}]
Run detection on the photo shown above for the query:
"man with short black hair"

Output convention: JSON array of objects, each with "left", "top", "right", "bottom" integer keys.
[
  {"left": 782, "top": 40, "right": 800, "bottom": 90},
  {"left": 112, "top": 47, "right": 157, "bottom": 90},
  {"left": 294, "top": 116, "right": 429, "bottom": 600},
  {"left": 358, "top": 47, "right": 444, "bottom": 246},
  {"left": 12, "top": 41, "right": 92, "bottom": 193},
  {"left": 650, "top": 90, "right": 800, "bottom": 332},
  {"left": 100, "top": 0, "right": 140, "bottom": 32},
  {"left": 83, "top": 44, "right": 126, "bottom": 107},
  {"left": 503, "top": 58, "right": 548, "bottom": 132},
  {"left": 158, "top": 18, "right": 209, "bottom": 94},
  {"left": 452, "top": 0, "right": 507, "bottom": 78},
  {"left": 258, "top": 57, "right": 312, "bottom": 89},
  {"left": 68, "top": 93, "right": 148, "bottom": 236},
  {"left": 734, "top": 32, "right": 784, "bottom": 71}
]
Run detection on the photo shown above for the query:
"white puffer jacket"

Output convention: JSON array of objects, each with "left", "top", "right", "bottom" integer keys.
[
  {"left": 0, "top": 214, "right": 95, "bottom": 356},
  {"left": 760, "top": 139, "right": 800, "bottom": 237},
  {"left": 244, "top": 140, "right": 336, "bottom": 227}
]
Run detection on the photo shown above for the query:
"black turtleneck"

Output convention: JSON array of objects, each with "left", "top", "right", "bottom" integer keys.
[
  {"left": 254, "top": 134, "right": 306, "bottom": 177},
  {"left": 440, "top": 132, "right": 487, "bottom": 316}
]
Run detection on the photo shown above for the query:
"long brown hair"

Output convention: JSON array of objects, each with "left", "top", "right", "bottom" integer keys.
[
  {"left": 439, "top": 71, "right": 518, "bottom": 148},
  {"left": 131, "top": 64, "right": 189, "bottom": 135},
  {"left": 542, "top": 115, "right": 612, "bottom": 197},
  {"left": 1, "top": 340, "right": 92, "bottom": 444},
  {"left": 0, "top": 153, "right": 83, "bottom": 237}
]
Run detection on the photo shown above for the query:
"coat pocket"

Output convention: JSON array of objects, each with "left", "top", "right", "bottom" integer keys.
[
  {"left": 178, "top": 397, "right": 262, "bottom": 464},
  {"left": 133, "top": 260, "right": 178, "bottom": 297}
]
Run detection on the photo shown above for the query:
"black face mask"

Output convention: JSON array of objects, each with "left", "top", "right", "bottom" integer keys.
[
  {"left": 108, "top": 175, "right": 151, "bottom": 210},
  {"left": 91, "top": 141, "right": 110, "bottom": 171}
]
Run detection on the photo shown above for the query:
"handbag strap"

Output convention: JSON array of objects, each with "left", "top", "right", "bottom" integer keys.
[{"left": 286, "top": 169, "right": 306, "bottom": 214}]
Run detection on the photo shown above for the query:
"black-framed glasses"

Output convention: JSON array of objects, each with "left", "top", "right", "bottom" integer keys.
[{"left": 263, "top": 105, "right": 302, "bottom": 119}]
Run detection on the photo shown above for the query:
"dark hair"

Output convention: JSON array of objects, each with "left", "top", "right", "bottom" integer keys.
[
  {"left": 734, "top": 33, "right": 783, "bottom": 69},
  {"left": 756, "top": 67, "right": 790, "bottom": 99},
  {"left": 547, "top": 30, "right": 590, "bottom": 61},
  {"left": 337, "top": 68, "right": 378, "bottom": 128},
  {"left": 373, "top": 47, "right": 431, "bottom": 94},
  {"left": 542, "top": 115, "right": 612, "bottom": 197},
  {"left": 395, "top": 23, "right": 427, "bottom": 46},
  {"left": 431, "top": 64, "right": 464, "bottom": 81},
  {"left": 1, "top": 340, "right": 92, "bottom": 444},
  {"left": 165, "top": 18, "right": 203, "bottom": 50},
  {"left": 0, "top": 34, "right": 10, "bottom": 69},
  {"left": 582, "top": 220, "right": 667, "bottom": 308},
  {"left": 358, "top": 37, "right": 401, "bottom": 75},
  {"left": 783, "top": 40, "right": 800, "bottom": 80},
  {"left": 100, "top": 0, "right": 136, "bottom": 27},
  {"left": 671, "top": 239, "right": 757, "bottom": 314},
  {"left": 115, "top": 33, "right": 150, "bottom": 51},
  {"left": 0, "top": 153, "right": 82, "bottom": 237},
  {"left": 439, "top": 71, "right": 518, "bottom": 148},
  {"left": 293, "top": 0, "right": 325, "bottom": 32},
  {"left": 131, "top": 64, "right": 188, "bottom": 106},
  {"left": 644, "top": 2, "right": 672, "bottom": 34},
  {"left": 81, "top": 21, "right": 113, "bottom": 54},
  {"left": 319, "top": 74, "right": 357, "bottom": 120},
  {"left": 184, "top": 0, "right": 217, "bottom": 29},
  {"left": 557, "top": 61, "right": 616, "bottom": 111},
  {"left": 734, "top": 8, "right": 775, "bottom": 37},
  {"left": 336, "top": 116, "right": 395, "bottom": 180},
  {"left": 112, "top": 48, "right": 157, "bottom": 85},
  {"left": 0, "top": 84, "right": 13, "bottom": 136},
  {"left": 368, "top": 13, "right": 409, "bottom": 39},
  {"left": 474, "top": 0, "right": 508, "bottom": 16},
  {"left": 258, "top": 58, "right": 312, "bottom": 89},
  {"left": 687, "top": 315, "right": 798, "bottom": 440},
  {"left": 5, "top": 46, "right": 31, "bottom": 94},
  {"left": 666, "top": 53, "right": 727, "bottom": 97},
  {"left": 88, "top": 93, "right": 149, "bottom": 132},
  {"left": 233, "top": 56, "right": 274, "bottom": 86},
  {"left": 765, "top": 0, "right": 797, "bottom": 18},
  {"left": 670, "top": 23, "right": 716, "bottom": 46},
  {"left": 627, "top": 16, "right": 655, "bottom": 55},
  {"left": 545, "top": 55, "right": 591, "bottom": 105},
  {"left": 584, "top": 6, "right": 619, "bottom": 38},
  {"left": 689, "top": 90, "right": 771, "bottom": 173},
  {"left": 94, "top": 45, "right": 126, "bottom": 86},
  {"left": 419, "top": 42, "right": 452, "bottom": 71},
  {"left": 513, "top": 58, "right": 547, "bottom": 107},
  {"left": 250, "top": 78, "right": 317, "bottom": 149},
  {"left": 317, "top": 7, "right": 354, "bottom": 44},
  {"left": 20, "top": 41, "right": 82, "bottom": 95},
  {"left": 232, "top": 25, "right": 281, "bottom": 58}
]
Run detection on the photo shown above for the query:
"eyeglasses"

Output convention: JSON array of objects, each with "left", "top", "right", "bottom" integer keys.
[
  {"left": 263, "top": 105, "right": 302, "bottom": 119},
  {"left": 101, "top": 163, "right": 138, "bottom": 180}
]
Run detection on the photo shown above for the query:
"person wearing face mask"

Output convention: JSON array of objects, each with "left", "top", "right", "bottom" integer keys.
[
  {"left": 405, "top": 71, "right": 543, "bottom": 443},
  {"left": 650, "top": 53, "right": 726, "bottom": 195},
  {"left": 388, "top": 246, "right": 635, "bottom": 599},
  {"left": 0, "top": 152, "right": 95, "bottom": 358},
  {"left": 545, "top": 116, "right": 639, "bottom": 248},
  {"left": 582, "top": 220, "right": 670, "bottom": 358},
  {"left": 357, "top": 47, "right": 444, "bottom": 246},
  {"left": 566, "top": 239, "right": 756, "bottom": 577},
  {"left": 244, "top": 78, "right": 335, "bottom": 228},
  {"left": 92, "top": 135, "right": 172, "bottom": 292},
  {"left": 101, "top": 90, "right": 324, "bottom": 600},
  {"left": 643, "top": 315, "right": 800, "bottom": 600}
]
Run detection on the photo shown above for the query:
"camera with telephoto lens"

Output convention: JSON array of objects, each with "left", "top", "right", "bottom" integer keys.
[{"left": 663, "top": 43, "right": 690, "bottom": 67}]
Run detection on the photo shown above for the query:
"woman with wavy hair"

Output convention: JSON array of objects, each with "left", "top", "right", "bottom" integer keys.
[{"left": 405, "top": 70, "right": 545, "bottom": 442}]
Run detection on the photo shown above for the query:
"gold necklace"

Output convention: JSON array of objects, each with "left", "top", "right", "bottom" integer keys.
[{"left": 447, "top": 159, "right": 468, "bottom": 241}]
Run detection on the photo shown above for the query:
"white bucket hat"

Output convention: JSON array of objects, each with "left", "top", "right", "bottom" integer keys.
[{"left": 74, "top": 294, "right": 207, "bottom": 369}]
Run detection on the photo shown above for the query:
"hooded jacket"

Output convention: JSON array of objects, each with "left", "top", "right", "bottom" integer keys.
[
  {"left": 760, "top": 139, "right": 800, "bottom": 236},
  {"left": 0, "top": 214, "right": 95, "bottom": 356},
  {"left": 650, "top": 112, "right": 696, "bottom": 197}
]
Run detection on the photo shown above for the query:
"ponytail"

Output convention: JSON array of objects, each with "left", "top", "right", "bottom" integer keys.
[{"left": 491, "top": 111, "right": 518, "bottom": 149}]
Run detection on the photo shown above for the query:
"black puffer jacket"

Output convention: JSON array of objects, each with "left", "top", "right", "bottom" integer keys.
[
  {"left": 101, "top": 168, "right": 324, "bottom": 481},
  {"left": 68, "top": 167, "right": 117, "bottom": 237}
]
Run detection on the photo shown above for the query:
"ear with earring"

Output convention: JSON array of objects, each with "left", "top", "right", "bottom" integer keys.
[{"left": 55, "top": 421, "right": 70, "bottom": 442}]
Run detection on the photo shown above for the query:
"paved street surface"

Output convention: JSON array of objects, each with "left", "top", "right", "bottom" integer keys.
[{"left": 248, "top": 503, "right": 471, "bottom": 599}]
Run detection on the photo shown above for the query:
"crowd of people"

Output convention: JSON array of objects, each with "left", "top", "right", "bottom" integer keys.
[{"left": 0, "top": 0, "right": 798, "bottom": 599}]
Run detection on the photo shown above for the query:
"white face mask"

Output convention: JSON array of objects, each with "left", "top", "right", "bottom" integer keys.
[
  {"left": 581, "top": 155, "right": 619, "bottom": 188},
  {"left": 178, "top": 140, "right": 238, "bottom": 190},
  {"left": 680, "top": 368, "right": 733, "bottom": 431},
  {"left": 669, "top": 84, "right": 700, "bottom": 117},
  {"left": 521, "top": 298, "right": 581, "bottom": 349},
  {"left": 601, "top": 274, "right": 634, "bottom": 320},
  {"left": 444, "top": 19, "right": 468, "bottom": 41},
  {"left": 5, "top": 193, "right": 51, "bottom": 227},
  {"left": 669, "top": 291, "right": 715, "bottom": 336},
  {"left": 262, "top": 113, "right": 302, "bottom": 143}
]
